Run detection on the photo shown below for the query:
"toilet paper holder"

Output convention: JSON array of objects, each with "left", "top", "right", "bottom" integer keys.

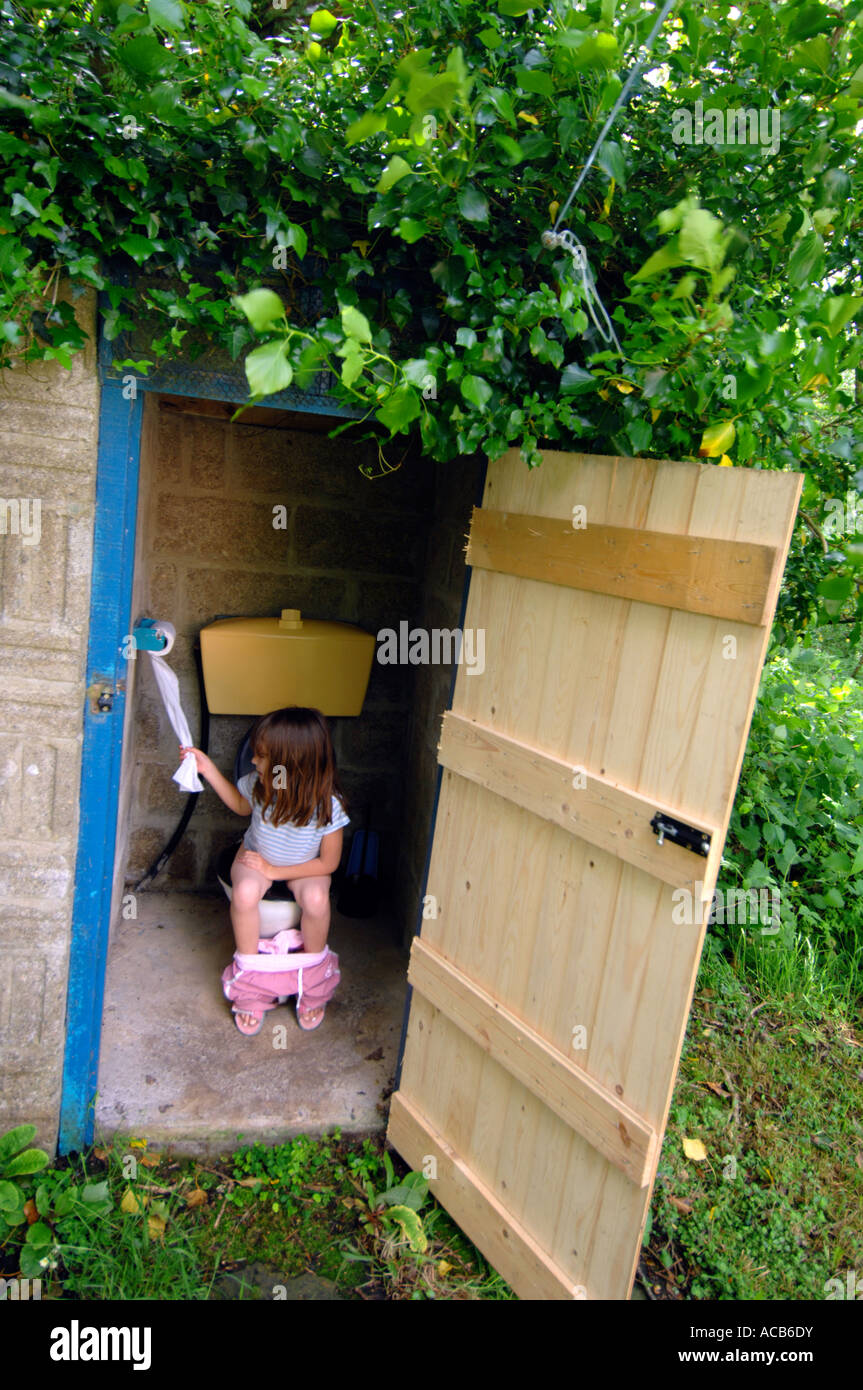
[{"left": 132, "top": 618, "right": 171, "bottom": 653}]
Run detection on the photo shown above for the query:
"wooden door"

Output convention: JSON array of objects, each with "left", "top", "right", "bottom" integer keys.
[{"left": 387, "top": 449, "right": 801, "bottom": 1299}]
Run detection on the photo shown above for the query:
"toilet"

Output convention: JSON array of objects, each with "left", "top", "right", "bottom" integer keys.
[{"left": 201, "top": 608, "right": 376, "bottom": 938}]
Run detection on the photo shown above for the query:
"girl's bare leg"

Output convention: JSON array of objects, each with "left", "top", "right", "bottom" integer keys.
[
  {"left": 229, "top": 854, "right": 272, "bottom": 1027},
  {"left": 285, "top": 875, "right": 332, "bottom": 1026}
]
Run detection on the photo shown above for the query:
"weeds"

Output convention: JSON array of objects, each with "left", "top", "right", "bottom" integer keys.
[{"left": 650, "top": 944, "right": 863, "bottom": 1300}]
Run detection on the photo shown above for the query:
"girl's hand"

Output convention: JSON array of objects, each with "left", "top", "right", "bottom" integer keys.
[
  {"left": 180, "top": 745, "right": 214, "bottom": 777},
  {"left": 237, "top": 849, "right": 273, "bottom": 878}
]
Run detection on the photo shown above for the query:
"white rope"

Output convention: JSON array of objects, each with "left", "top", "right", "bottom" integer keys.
[
  {"left": 540, "top": 0, "right": 679, "bottom": 358},
  {"left": 541, "top": 227, "right": 622, "bottom": 352},
  {"left": 552, "top": 0, "right": 679, "bottom": 230}
]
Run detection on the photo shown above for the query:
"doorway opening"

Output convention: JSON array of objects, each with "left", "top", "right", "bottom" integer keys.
[{"left": 96, "top": 391, "right": 483, "bottom": 1153}]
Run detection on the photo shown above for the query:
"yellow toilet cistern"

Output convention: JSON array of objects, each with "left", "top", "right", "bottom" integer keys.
[{"left": 199, "top": 609, "right": 374, "bottom": 716}]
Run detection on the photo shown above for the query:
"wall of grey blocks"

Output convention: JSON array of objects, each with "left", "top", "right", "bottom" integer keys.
[{"left": 0, "top": 287, "right": 100, "bottom": 1153}]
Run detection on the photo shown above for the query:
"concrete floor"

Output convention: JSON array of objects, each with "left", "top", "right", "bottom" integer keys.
[{"left": 95, "top": 891, "right": 409, "bottom": 1155}]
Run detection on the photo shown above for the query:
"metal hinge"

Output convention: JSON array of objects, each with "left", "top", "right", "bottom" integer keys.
[{"left": 650, "top": 812, "right": 710, "bottom": 857}]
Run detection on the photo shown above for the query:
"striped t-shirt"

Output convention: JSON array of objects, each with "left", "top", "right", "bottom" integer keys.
[{"left": 237, "top": 772, "right": 350, "bottom": 868}]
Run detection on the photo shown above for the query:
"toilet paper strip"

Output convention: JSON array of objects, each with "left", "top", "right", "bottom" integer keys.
[{"left": 146, "top": 622, "right": 204, "bottom": 793}]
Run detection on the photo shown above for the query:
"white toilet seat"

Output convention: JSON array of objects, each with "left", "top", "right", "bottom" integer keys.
[{"left": 216, "top": 873, "right": 302, "bottom": 937}]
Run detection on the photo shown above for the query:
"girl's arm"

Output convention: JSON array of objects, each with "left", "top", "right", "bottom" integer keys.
[
  {"left": 242, "top": 828, "right": 344, "bottom": 881},
  {"left": 180, "top": 746, "right": 251, "bottom": 816}
]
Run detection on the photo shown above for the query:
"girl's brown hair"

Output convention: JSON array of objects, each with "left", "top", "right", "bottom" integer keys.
[{"left": 248, "top": 707, "right": 347, "bottom": 829}]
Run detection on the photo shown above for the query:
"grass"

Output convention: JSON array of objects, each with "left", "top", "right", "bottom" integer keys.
[
  {"left": 0, "top": 1131, "right": 514, "bottom": 1301},
  {"left": 646, "top": 939, "right": 863, "bottom": 1300}
]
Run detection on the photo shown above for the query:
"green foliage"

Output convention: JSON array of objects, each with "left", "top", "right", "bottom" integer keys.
[
  {"left": 0, "top": 1124, "right": 50, "bottom": 1254},
  {"left": 230, "top": 1129, "right": 357, "bottom": 1216},
  {"left": 718, "top": 638, "right": 863, "bottom": 1012},
  {"left": 650, "top": 950, "right": 863, "bottom": 1300},
  {"left": 0, "top": 1143, "right": 215, "bottom": 1297},
  {"left": 0, "top": 0, "right": 860, "bottom": 617},
  {"left": 353, "top": 1150, "right": 431, "bottom": 1252},
  {"left": 0, "top": 1133, "right": 117, "bottom": 1283},
  {"left": 1, "top": 0, "right": 856, "bottom": 497}
]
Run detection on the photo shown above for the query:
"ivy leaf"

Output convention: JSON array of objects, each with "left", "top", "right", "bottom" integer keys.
[
  {"left": 285, "top": 223, "right": 308, "bottom": 260},
  {"left": 457, "top": 184, "right": 489, "bottom": 222},
  {"left": 120, "top": 233, "right": 158, "bottom": 265},
  {"left": 120, "top": 35, "right": 168, "bottom": 76},
  {"left": 794, "top": 36, "right": 831, "bottom": 74},
  {"left": 460, "top": 374, "right": 493, "bottom": 410},
  {"left": 233, "top": 288, "right": 285, "bottom": 332},
  {"left": 626, "top": 417, "right": 652, "bottom": 453},
  {"left": 402, "top": 358, "right": 432, "bottom": 387},
  {"left": 698, "top": 421, "right": 736, "bottom": 457},
  {"left": 345, "top": 112, "right": 386, "bottom": 146},
  {"left": 244, "top": 339, "right": 293, "bottom": 397},
  {"left": 375, "top": 384, "right": 422, "bottom": 433},
  {"left": 558, "top": 31, "right": 618, "bottom": 70},
  {"left": 497, "top": 0, "right": 535, "bottom": 14},
  {"left": 10, "top": 192, "right": 39, "bottom": 219},
  {"left": 396, "top": 218, "right": 427, "bottom": 243},
  {"left": 597, "top": 140, "right": 626, "bottom": 187},
  {"left": 560, "top": 363, "right": 596, "bottom": 394},
  {"left": 377, "top": 156, "right": 413, "bottom": 193},
  {"left": 340, "top": 304, "right": 372, "bottom": 342},
  {"left": 678, "top": 207, "right": 726, "bottom": 271},
  {"left": 404, "top": 70, "right": 461, "bottom": 117},
  {"left": 339, "top": 339, "right": 364, "bottom": 387},
  {"left": 817, "top": 574, "right": 853, "bottom": 603},
  {"left": 633, "top": 240, "right": 683, "bottom": 279},
  {"left": 817, "top": 295, "right": 863, "bottom": 338},
  {"left": 147, "top": 0, "right": 184, "bottom": 31},
  {"left": 491, "top": 131, "right": 524, "bottom": 165},
  {"left": 515, "top": 67, "right": 553, "bottom": 97},
  {"left": 226, "top": 323, "right": 252, "bottom": 362},
  {"left": 309, "top": 8, "right": 339, "bottom": 36},
  {"left": 294, "top": 340, "right": 328, "bottom": 390},
  {"left": 787, "top": 231, "right": 825, "bottom": 288}
]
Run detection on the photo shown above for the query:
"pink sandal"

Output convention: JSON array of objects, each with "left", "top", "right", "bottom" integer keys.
[
  {"left": 297, "top": 1003, "right": 326, "bottom": 1032},
  {"left": 232, "top": 1007, "right": 264, "bottom": 1036}
]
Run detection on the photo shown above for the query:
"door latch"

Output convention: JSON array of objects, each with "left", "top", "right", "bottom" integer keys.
[
  {"left": 650, "top": 812, "right": 710, "bottom": 857},
  {"left": 86, "top": 676, "right": 126, "bottom": 715}
]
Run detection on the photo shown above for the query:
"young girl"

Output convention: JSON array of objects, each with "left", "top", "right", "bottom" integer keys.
[{"left": 181, "top": 706, "right": 349, "bottom": 1033}]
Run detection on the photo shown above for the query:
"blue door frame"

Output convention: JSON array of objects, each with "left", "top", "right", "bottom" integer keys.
[{"left": 58, "top": 326, "right": 362, "bottom": 1154}]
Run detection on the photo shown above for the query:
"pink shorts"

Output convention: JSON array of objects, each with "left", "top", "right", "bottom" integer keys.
[{"left": 221, "top": 928, "right": 340, "bottom": 1014}]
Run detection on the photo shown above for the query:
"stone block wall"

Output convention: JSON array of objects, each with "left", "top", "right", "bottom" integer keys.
[
  {"left": 394, "top": 454, "right": 487, "bottom": 947},
  {"left": 116, "top": 396, "right": 434, "bottom": 916},
  {"left": 0, "top": 287, "right": 100, "bottom": 1151}
]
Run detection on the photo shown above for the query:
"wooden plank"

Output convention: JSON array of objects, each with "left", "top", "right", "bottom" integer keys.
[
  {"left": 393, "top": 451, "right": 803, "bottom": 1303},
  {"left": 408, "top": 936, "right": 657, "bottom": 1186},
  {"left": 438, "top": 710, "right": 717, "bottom": 890},
  {"left": 387, "top": 1091, "right": 587, "bottom": 1300},
  {"left": 466, "top": 507, "right": 777, "bottom": 625}
]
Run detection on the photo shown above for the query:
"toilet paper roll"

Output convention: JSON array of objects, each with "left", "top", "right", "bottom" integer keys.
[
  {"left": 146, "top": 622, "right": 203, "bottom": 793},
  {"left": 152, "top": 619, "right": 176, "bottom": 656}
]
